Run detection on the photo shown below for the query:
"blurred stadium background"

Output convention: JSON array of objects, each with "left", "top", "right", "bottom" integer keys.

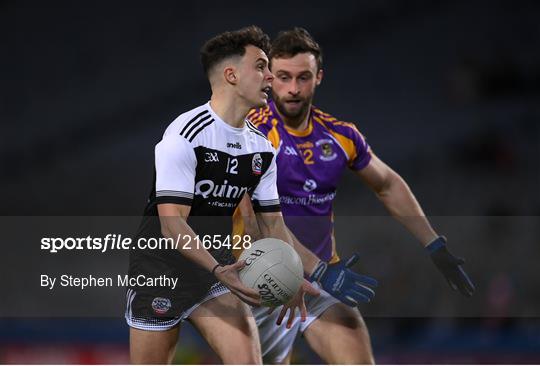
[{"left": 1, "top": 0, "right": 539, "bottom": 363}]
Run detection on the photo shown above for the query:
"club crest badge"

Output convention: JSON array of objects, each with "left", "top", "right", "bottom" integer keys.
[
  {"left": 252, "top": 153, "right": 262, "bottom": 175},
  {"left": 316, "top": 139, "right": 338, "bottom": 161},
  {"left": 152, "top": 297, "right": 172, "bottom": 315}
]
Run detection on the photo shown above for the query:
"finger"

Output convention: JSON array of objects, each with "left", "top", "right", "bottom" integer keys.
[
  {"left": 230, "top": 282, "right": 261, "bottom": 302},
  {"left": 445, "top": 277, "right": 458, "bottom": 291},
  {"left": 300, "top": 300, "right": 307, "bottom": 322},
  {"left": 231, "top": 259, "right": 247, "bottom": 271},
  {"left": 276, "top": 306, "right": 288, "bottom": 326},
  {"left": 345, "top": 253, "right": 360, "bottom": 268},
  {"left": 231, "top": 287, "right": 260, "bottom": 306},
  {"left": 287, "top": 307, "right": 296, "bottom": 329},
  {"left": 351, "top": 283, "right": 375, "bottom": 301},
  {"left": 457, "top": 268, "right": 475, "bottom": 297},
  {"left": 267, "top": 306, "right": 276, "bottom": 315},
  {"left": 345, "top": 289, "right": 371, "bottom": 303},
  {"left": 350, "top": 272, "right": 378, "bottom": 287},
  {"left": 232, "top": 289, "right": 261, "bottom": 307},
  {"left": 458, "top": 284, "right": 473, "bottom": 297},
  {"left": 343, "top": 294, "right": 359, "bottom": 307},
  {"left": 236, "top": 285, "right": 261, "bottom": 301}
]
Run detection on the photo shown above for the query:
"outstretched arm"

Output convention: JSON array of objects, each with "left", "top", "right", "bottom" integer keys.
[
  {"left": 355, "top": 153, "right": 437, "bottom": 246},
  {"left": 356, "top": 153, "right": 475, "bottom": 297}
]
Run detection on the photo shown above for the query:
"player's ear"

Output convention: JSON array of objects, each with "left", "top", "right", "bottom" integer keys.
[
  {"left": 316, "top": 68, "right": 323, "bottom": 86},
  {"left": 224, "top": 66, "right": 238, "bottom": 85}
]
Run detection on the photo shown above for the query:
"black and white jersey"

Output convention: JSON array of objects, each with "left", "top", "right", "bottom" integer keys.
[
  {"left": 149, "top": 101, "right": 280, "bottom": 216},
  {"left": 127, "top": 102, "right": 281, "bottom": 317}
]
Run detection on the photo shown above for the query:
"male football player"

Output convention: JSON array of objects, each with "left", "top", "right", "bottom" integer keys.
[
  {"left": 126, "top": 26, "right": 318, "bottom": 364},
  {"left": 236, "top": 27, "right": 475, "bottom": 364}
]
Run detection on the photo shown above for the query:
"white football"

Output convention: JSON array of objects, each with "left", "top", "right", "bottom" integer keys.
[{"left": 238, "top": 238, "right": 304, "bottom": 307}]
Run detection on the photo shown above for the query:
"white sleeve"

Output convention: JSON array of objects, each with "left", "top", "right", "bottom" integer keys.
[
  {"left": 251, "top": 154, "right": 281, "bottom": 213},
  {"left": 154, "top": 135, "right": 196, "bottom": 206}
]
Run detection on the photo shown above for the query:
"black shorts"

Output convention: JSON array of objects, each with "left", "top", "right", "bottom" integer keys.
[
  {"left": 126, "top": 214, "right": 235, "bottom": 322},
  {"left": 125, "top": 282, "right": 230, "bottom": 331}
]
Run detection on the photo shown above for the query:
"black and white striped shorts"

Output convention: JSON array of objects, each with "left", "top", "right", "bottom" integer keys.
[{"left": 125, "top": 282, "right": 230, "bottom": 331}]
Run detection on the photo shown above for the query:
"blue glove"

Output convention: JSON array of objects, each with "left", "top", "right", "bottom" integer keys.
[
  {"left": 309, "top": 253, "right": 378, "bottom": 307},
  {"left": 426, "top": 236, "right": 475, "bottom": 297}
]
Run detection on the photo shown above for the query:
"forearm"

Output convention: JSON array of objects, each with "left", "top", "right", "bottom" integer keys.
[
  {"left": 285, "top": 227, "right": 320, "bottom": 276},
  {"left": 242, "top": 213, "right": 263, "bottom": 242},
  {"left": 256, "top": 213, "right": 292, "bottom": 244},
  {"left": 256, "top": 213, "right": 320, "bottom": 276},
  {"left": 377, "top": 173, "right": 438, "bottom": 246},
  {"left": 160, "top": 216, "right": 218, "bottom": 272}
]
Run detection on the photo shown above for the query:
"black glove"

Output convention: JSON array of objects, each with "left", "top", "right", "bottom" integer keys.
[{"left": 426, "top": 236, "right": 475, "bottom": 297}]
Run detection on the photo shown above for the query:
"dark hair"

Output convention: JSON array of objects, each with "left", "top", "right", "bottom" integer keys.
[
  {"left": 269, "top": 27, "right": 323, "bottom": 70},
  {"left": 200, "top": 25, "right": 271, "bottom": 75}
]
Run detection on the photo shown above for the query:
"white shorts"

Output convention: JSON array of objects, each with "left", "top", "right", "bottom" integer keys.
[
  {"left": 253, "top": 282, "right": 339, "bottom": 364},
  {"left": 125, "top": 282, "right": 230, "bottom": 331}
]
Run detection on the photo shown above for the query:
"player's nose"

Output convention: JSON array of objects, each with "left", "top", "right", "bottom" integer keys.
[
  {"left": 289, "top": 79, "right": 300, "bottom": 95},
  {"left": 264, "top": 68, "right": 274, "bottom": 82}
]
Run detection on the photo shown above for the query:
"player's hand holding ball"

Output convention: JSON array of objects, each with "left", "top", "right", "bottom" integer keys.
[
  {"left": 310, "top": 253, "right": 378, "bottom": 307},
  {"left": 212, "top": 261, "right": 262, "bottom": 307},
  {"left": 237, "top": 238, "right": 307, "bottom": 306},
  {"left": 426, "top": 236, "right": 475, "bottom": 297},
  {"left": 237, "top": 238, "right": 320, "bottom": 327}
]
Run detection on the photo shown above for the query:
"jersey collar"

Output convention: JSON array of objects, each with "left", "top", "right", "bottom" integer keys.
[{"left": 206, "top": 101, "right": 247, "bottom": 135}]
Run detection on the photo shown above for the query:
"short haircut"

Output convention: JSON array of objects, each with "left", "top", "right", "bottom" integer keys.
[
  {"left": 270, "top": 27, "right": 323, "bottom": 71},
  {"left": 200, "top": 25, "right": 271, "bottom": 75}
]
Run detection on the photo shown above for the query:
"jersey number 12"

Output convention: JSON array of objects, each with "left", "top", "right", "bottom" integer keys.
[{"left": 226, "top": 157, "right": 239, "bottom": 174}]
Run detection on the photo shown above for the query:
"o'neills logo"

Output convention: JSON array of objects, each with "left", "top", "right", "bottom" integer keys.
[
  {"left": 195, "top": 179, "right": 249, "bottom": 199},
  {"left": 227, "top": 142, "right": 242, "bottom": 149},
  {"left": 252, "top": 153, "right": 262, "bottom": 175}
]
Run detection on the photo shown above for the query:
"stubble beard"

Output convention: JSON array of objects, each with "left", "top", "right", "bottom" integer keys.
[{"left": 274, "top": 95, "right": 312, "bottom": 126}]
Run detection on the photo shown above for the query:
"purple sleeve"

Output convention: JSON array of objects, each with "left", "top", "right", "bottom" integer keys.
[{"left": 349, "top": 126, "right": 372, "bottom": 171}]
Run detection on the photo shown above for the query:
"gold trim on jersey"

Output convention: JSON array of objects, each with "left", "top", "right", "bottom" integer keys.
[
  {"left": 267, "top": 118, "right": 281, "bottom": 150},
  {"left": 248, "top": 106, "right": 272, "bottom": 127},
  {"left": 284, "top": 119, "right": 314, "bottom": 137},
  {"left": 313, "top": 116, "right": 358, "bottom": 164},
  {"left": 329, "top": 212, "right": 340, "bottom": 264},
  {"left": 231, "top": 207, "right": 244, "bottom": 259}
]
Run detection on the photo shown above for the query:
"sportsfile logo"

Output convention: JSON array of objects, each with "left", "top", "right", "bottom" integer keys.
[{"left": 227, "top": 142, "right": 242, "bottom": 149}]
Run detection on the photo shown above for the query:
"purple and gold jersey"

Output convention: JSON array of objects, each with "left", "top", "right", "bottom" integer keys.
[{"left": 247, "top": 100, "right": 371, "bottom": 263}]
